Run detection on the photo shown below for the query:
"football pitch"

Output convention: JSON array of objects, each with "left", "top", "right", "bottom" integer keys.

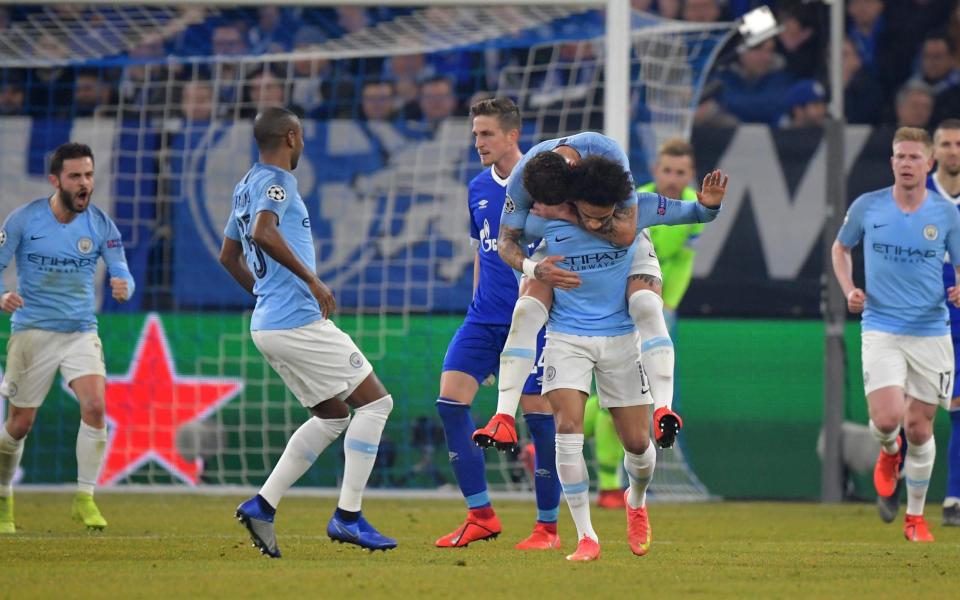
[{"left": 4, "top": 493, "right": 957, "bottom": 599}]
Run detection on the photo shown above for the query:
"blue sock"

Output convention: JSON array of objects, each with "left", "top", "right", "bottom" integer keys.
[
  {"left": 524, "top": 412, "right": 560, "bottom": 523},
  {"left": 948, "top": 410, "right": 960, "bottom": 499},
  {"left": 437, "top": 398, "right": 490, "bottom": 509}
]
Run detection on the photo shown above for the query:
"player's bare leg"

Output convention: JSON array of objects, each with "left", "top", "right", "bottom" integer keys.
[
  {"left": 548, "top": 388, "right": 600, "bottom": 561},
  {"left": 0, "top": 406, "right": 35, "bottom": 534},
  {"left": 515, "top": 392, "right": 561, "bottom": 550},
  {"left": 902, "top": 396, "right": 936, "bottom": 542},
  {"left": 70, "top": 374, "right": 108, "bottom": 530},
  {"left": 474, "top": 278, "right": 552, "bottom": 452},
  {"left": 610, "top": 404, "right": 655, "bottom": 556},
  {"left": 627, "top": 275, "right": 681, "bottom": 448},
  {"left": 435, "top": 371, "right": 501, "bottom": 548}
]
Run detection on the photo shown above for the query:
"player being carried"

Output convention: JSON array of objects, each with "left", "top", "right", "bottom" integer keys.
[
  {"left": 832, "top": 126, "right": 960, "bottom": 542},
  {"left": 0, "top": 142, "right": 135, "bottom": 534},
  {"left": 434, "top": 97, "right": 561, "bottom": 550},
  {"left": 222, "top": 107, "right": 395, "bottom": 558},
  {"left": 519, "top": 156, "right": 726, "bottom": 561},
  {"left": 473, "top": 131, "right": 725, "bottom": 452}
]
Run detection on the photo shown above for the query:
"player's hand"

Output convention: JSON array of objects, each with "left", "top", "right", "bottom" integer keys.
[
  {"left": 696, "top": 170, "right": 728, "bottom": 208},
  {"left": 534, "top": 256, "right": 580, "bottom": 289},
  {"left": 110, "top": 277, "right": 129, "bottom": 302},
  {"left": 530, "top": 202, "right": 578, "bottom": 224},
  {"left": 0, "top": 291, "right": 23, "bottom": 313},
  {"left": 310, "top": 278, "right": 336, "bottom": 319},
  {"left": 948, "top": 285, "right": 960, "bottom": 308},
  {"left": 846, "top": 288, "right": 866, "bottom": 313}
]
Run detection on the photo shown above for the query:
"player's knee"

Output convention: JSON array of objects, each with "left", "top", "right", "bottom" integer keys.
[
  {"left": 357, "top": 394, "right": 393, "bottom": 419},
  {"left": 512, "top": 296, "right": 548, "bottom": 327},
  {"left": 628, "top": 289, "right": 663, "bottom": 324},
  {"left": 870, "top": 413, "right": 901, "bottom": 435},
  {"left": 7, "top": 411, "right": 35, "bottom": 439},
  {"left": 621, "top": 431, "right": 650, "bottom": 455},
  {"left": 904, "top": 420, "right": 933, "bottom": 446}
]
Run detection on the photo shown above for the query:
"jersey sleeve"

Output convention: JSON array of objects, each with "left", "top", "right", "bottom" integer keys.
[
  {"left": 636, "top": 191, "right": 720, "bottom": 229},
  {"left": 502, "top": 162, "right": 532, "bottom": 231},
  {"left": 252, "top": 175, "right": 292, "bottom": 222},
  {"left": 522, "top": 214, "right": 548, "bottom": 241},
  {"left": 467, "top": 180, "right": 481, "bottom": 243},
  {"left": 99, "top": 216, "right": 136, "bottom": 299},
  {"left": 836, "top": 196, "right": 867, "bottom": 248},
  {"left": 0, "top": 207, "right": 25, "bottom": 274},
  {"left": 946, "top": 205, "right": 960, "bottom": 267},
  {"left": 223, "top": 212, "right": 241, "bottom": 241}
]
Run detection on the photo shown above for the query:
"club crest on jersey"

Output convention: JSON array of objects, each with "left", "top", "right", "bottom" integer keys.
[
  {"left": 0, "top": 229, "right": 6, "bottom": 247},
  {"left": 266, "top": 185, "right": 287, "bottom": 202},
  {"left": 545, "top": 366, "right": 556, "bottom": 381},
  {"left": 77, "top": 237, "right": 94, "bottom": 254},
  {"left": 504, "top": 195, "right": 516, "bottom": 214},
  {"left": 923, "top": 224, "right": 939, "bottom": 241},
  {"left": 349, "top": 352, "right": 364, "bottom": 368}
]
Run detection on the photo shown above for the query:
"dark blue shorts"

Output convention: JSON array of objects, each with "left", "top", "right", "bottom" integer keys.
[
  {"left": 442, "top": 321, "right": 546, "bottom": 396},
  {"left": 952, "top": 334, "right": 960, "bottom": 399}
]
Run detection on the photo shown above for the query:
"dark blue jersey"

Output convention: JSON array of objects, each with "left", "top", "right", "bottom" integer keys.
[{"left": 928, "top": 172, "right": 960, "bottom": 337}]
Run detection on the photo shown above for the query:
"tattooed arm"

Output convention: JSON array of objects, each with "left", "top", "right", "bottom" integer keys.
[
  {"left": 497, "top": 224, "right": 527, "bottom": 272},
  {"left": 587, "top": 204, "right": 637, "bottom": 247}
]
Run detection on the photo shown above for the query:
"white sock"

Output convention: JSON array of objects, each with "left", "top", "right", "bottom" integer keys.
[
  {"left": 339, "top": 395, "right": 393, "bottom": 512},
  {"left": 76, "top": 421, "right": 108, "bottom": 496},
  {"left": 629, "top": 290, "right": 675, "bottom": 411},
  {"left": 869, "top": 420, "right": 901, "bottom": 455},
  {"left": 556, "top": 433, "right": 597, "bottom": 543},
  {"left": 624, "top": 440, "right": 657, "bottom": 509},
  {"left": 0, "top": 426, "right": 24, "bottom": 497},
  {"left": 496, "top": 297, "right": 548, "bottom": 416},
  {"left": 260, "top": 416, "right": 349, "bottom": 508},
  {"left": 905, "top": 437, "right": 936, "bottom": 517}
]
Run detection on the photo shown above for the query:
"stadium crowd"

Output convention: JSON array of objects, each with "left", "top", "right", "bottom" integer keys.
[{"left": 0, "top": 1, "right": 956, "bottom": 132}]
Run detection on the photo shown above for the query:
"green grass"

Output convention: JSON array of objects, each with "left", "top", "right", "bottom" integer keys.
[{"left": 3, "top": 493, "right": 958, "bottom": 599}]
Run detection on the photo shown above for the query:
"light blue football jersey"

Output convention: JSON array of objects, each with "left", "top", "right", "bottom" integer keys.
[
  {"left": 837, "top": 186, "right": 960, "bottom": 336},
  {"left": 0, "top": 198, "right": 135, "bottom": 333},
  {"left": 223, "top": 163, "right": 322, "bottom": 331},
  {"left": 502, "top": 132, "right": 639, "bottom": 231}
]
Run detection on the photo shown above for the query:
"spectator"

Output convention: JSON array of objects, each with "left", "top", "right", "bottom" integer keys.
[
  {"left": 361, "top": 80, "right": 398, "bottom": 121},
  {"left": 847, "top": 0, "right": 885, "bottom": 72},
  {"left": 894, "top": 81, "right": 934, "bottom": 129},
  {"left": 383, "top": 51, "right": 435, "bottom": 109},
  {"left": 879, "top": 0, "right": 954, "bottom": 99},
  {"left": 842, "top": 37, "right": 884, "bottom": 125},
  {"left": 776, "top": 5, "right": 824, "bottom": 80},
  {"left": 243, "top": 66, "right": 303, "bottom": 118},
  {"left": 407, "top": 75, "right": 457, "bottom": 132},
  {"left": 682, "top": 0, "right": 724, "bottom": 23},
  {"left": 780, "top": 79, "right": 828, "bottom": 129},
  {"left": 119, "top": 34, "right": 173, "bottom": 119},
  {"left": 73, "top": 70, "right": 111, "bottom": 118},
  {"left": 247, "top": 7, "right": 295, "bottom": 54},
  {"left": 210, "top": 24, "right": 248, "bottom": 106},
  {"left": 335, "top": 7, "right": 370, "bottom": 36},
  {"left": 179, "top": 79, "right": 215, "bottom": 123},
  {"left": 27, "top": 35, "right": 74, "bottom": 118},
  {"left": 910, "top": 34, "right": 960, "bottom": 98},
  {"left": 712, "top": 39, "right": 795, "bottom": 126},
  {"left": 0, "top": 76, "right": 23, "bottom": 116},
  {"left": 652, "top": 0, "right": 681, "bottom": 19}
]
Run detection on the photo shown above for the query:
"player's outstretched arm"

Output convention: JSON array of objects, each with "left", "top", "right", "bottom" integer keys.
[
  {"left": 831, "top": 240, "right": 864, "bottom": 313},
  {"left": 251, "top": 211, "right": 335, "bottom": 318},
  {"left": 219, "top": 237, "right": 255, "bottom": 295}
]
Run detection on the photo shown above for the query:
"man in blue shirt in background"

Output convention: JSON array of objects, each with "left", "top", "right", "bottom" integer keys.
[
  {"left": 0, "top": 142, "right": 135, "bottom": 534},
  {"left": 833, "top": 126, "right": 960, "bottom": 542}
]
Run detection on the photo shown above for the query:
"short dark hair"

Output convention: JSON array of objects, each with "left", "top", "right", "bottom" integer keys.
[
  {"left": 253, "top": 106, "right": 300, "bottom": 152},
  {"left": 936, "top": 118, "right": 960, "bottom": 134},
  {"left": 522, "top": 151, "right": 574, "bottom": 206},
  {"left": 569, "top": 155, "right": 634, "bottom": 208},
  {"left": 49, "top": 142, "right": 94, "bottom": 175},
  {"left": 469, "top": 96, "right": 521, "bottom": 134}
]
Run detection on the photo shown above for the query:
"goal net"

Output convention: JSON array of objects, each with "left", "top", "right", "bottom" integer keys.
[{"left": 0, "top": 3, "right": 732, "bottom": 500}]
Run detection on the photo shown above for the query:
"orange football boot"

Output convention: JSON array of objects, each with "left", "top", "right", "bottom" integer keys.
[
  {"left": 515, "top": 521, "right": 561, "bottom": 550},
  {"left": 596, "top": 489, "right": 626, "bottom": 509},
  {"left": 565, "top": 535, "right": 600, "bottom": 561},
  {"left": 874, "top": 450, "right": 902, "bottom": 498},
  {"left": 625, "top": 491, "right": 652, "bottom": 556},
  {"left": 435, "top": 508, "right": 501, "bottom": 548},
  {"left": 903, "top": 514, "right": 934, "bottom": 542},
  {"left": 653, "top": 406, "right": 683, "bottom": 449},
  {"left": 472, "top": 414, "right": 519, "bottom": 452}
]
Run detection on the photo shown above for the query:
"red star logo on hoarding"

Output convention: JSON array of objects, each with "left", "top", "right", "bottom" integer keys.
[{"left": 95, "top": 314, "right": 242, "bottom": 486}]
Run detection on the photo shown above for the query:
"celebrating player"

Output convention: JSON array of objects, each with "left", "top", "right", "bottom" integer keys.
[
  {"left": 434, "top": 98, "right": 561, "bottom": 550},
  {"left": 0, "top": 142, "right": 135, "bottom": 534},
  {"left": 473, "top": 131, "right": 723, "bottom": 452},
  {"left": 222, "top": 107, "right": 395, "bottom": 557},
  {"left": 832, "top": 127, "right": 960, "bottom": 542},
  {"left": 928, "top": 119, "right": 960, "bottom": 526}
]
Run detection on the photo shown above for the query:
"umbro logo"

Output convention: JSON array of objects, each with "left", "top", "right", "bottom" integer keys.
[
  {"left": 478, "top": 199, "right": 488, "bottom": 209},
  {"left": 873, "top": 224, "right": 888, "bottom": 229},
  {"left": 535, "top": 468, "right": 552, "bottom": 478}
]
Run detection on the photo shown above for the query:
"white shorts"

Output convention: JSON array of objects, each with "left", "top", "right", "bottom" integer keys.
[
  {"left": 541, "top": 331, "right": 652, "bottom": 408},
  {"left": 251, "top": 319, "right": 373, "bottom": 408},
  {"left": 861, "top": 330, "right": 954, "bottom": 407},
  {"left": 0, "top": 330, "right": 106, "bottom": 408},
  {"left": 629, "top": 229, "right": 662, "bottom": 280}
]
